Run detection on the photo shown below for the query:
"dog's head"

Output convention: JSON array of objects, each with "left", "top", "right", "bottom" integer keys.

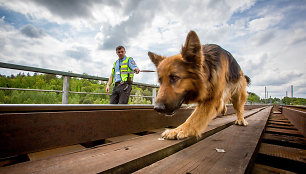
[{"left": 148, "top": 31, "right": 206, "bottom": 115}]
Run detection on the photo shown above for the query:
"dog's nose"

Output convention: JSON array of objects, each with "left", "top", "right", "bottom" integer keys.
[{"left": 154, "top": 102, "right": 166, "bottom": 113}]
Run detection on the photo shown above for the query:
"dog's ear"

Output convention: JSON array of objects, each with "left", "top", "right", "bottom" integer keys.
[
  {"left": 148, "top": 51, "right": 165, "bottom": 67},
  {"left": 181, "top": 30, "right": 203, "bottom": 66}
]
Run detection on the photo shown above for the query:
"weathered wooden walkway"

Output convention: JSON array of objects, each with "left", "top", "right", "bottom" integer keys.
[
  {"left": 136, "top": 107, "right": 271, "bottom": 174},
  {"left": 0, "top": 104, "right": 304, "bottom": 174}
]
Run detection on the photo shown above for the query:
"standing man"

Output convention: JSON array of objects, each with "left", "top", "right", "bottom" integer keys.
[{"left": 106, "top": 46, "right": 140, "bottom": 104}]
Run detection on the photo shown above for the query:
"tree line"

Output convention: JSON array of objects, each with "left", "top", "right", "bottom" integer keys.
[
  {"left": 0, "top": 73, "right": 305, "bottom": 105},
  {"left": 247, "top": 92, "right": 306, "bottom": 105},
  {"left": 0, "top": 73, "right": 152, "bottom": 104}
]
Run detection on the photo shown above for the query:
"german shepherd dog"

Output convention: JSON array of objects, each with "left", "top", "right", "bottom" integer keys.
[{"left": 148, "top": 30, "right": 250, "bottom": 140}]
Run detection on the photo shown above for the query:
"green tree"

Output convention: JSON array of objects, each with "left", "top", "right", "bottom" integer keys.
[
  {"left": 282, "top": 97, "right": 306, "bottom": 105},
  {"left": 247, "top": 92, "right": 261, "bottom": 103}
]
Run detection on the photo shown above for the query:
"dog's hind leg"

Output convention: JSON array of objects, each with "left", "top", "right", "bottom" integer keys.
[
  {"left": 221, "top": 105, "right": 227, "bottom": 116},
  {"left": 162, "top": 102, "right": 218, "bottom": 140},
  {"left": 232, "top": 86, "right": 248, "bottom": 126},
  {"left": 220, "top": 88, "right": 231, "bottom": 116},
  {"left": 220, "top": 100, "right": 227, "bottom": 116}
]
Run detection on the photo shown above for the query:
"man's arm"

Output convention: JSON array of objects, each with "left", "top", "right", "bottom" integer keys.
[
  {"left": 106, "top": 74, "right": 113, "bottom": 94},
  {"left": 128, "top": 58, "right": 140, "bottom": 74}
]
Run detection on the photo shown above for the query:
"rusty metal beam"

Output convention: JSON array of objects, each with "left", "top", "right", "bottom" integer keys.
[{"left": 282, "top": 106, "right": 306, "bottom": 137}]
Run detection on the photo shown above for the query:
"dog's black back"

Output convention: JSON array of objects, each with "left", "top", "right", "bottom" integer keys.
[{"left": 203, "top": 44, "right": 243, "bottom": 84}]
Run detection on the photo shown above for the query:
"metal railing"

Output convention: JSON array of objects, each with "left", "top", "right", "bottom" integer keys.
[{"left": 0, "top": 62, "right": 158, "bottom": 104}]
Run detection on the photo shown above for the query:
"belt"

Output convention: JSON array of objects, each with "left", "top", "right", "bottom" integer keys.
[{"left": 115, "top": 81, "right": 127, "bottom": 86}]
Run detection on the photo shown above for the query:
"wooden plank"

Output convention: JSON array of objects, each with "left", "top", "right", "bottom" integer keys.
[
  {"left": 266, "top": 124, "right": 297, "bottom": 130},
  {"left": 269, "top": 117, "right": 289, "bottom": 122},
  {"left": 0, "top": 108, "right": 193, "bottom": 158},
  {"left": 267, "top": 121, "right": 294, "bottom": 127},
  {"left": 269, "top": 114, "right": 288, "bottom": 119},
  {"left": 268, "top": 120, "right": 291, "bottom": 125},
  {"left": 265, "top": 127, "right": 304, "bottom": 137},
  {"left": 269, "top": 116, "right": 290, "bottom": 122},
  {"left": 258, "top": 143, "right": 306, "bottom": 163},
  {"left": 106, "top": 134, "right": 141, "bottom": 143},
  {"left": 268, "top": 120, "right": 293, "bottom": 126},
  {"left": 28, "top": 145, "right": 86, "bottom": 161},
  {"left": 135, "top": 106, "right": 272, "bottom": 174},
  {"left": 244, "top": 105, "right": 268, "bottom": 110},
  {"left": 0, "top": 104, "right": 265, "bottom": 113},
  {"left": 262, "top": 133, "right": 306, "bottom": 149},
  {"left": 251, "top": 163, "right": 296, "bottom": 174},
  {"left": 0, "top": 104, "right": 155, "bottom": 113},
  {"left": 0, "top": 107, "right": 267, "bottom": 174}
]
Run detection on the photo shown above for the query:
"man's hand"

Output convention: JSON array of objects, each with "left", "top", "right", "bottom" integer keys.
[
  {"left": 106, "top": 85, "right": 110, "bottom": 94},
  {"left": 106, "top": 74, "right": 113, "bottom": 94},
  {"left": 134, "top": 67, "right": 140, "bottom": 74}
]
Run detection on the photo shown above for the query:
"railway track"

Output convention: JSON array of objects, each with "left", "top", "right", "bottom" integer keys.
[{"left": 251, "top": 105, "right": 305, "bottom": 174}]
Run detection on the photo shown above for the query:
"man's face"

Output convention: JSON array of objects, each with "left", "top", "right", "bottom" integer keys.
[{"left": 116, "top": 48, "right": 126, "bottom": 59}]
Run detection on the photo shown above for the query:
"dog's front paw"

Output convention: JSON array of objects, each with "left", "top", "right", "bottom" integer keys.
[
  {"left": 161, "top": 129, "right": 180, "bottom": 140},
  {"left": 161, "top": 126, "right": 197, "bottom": 140},
  {"left": 235, "top": 119, "right": 248, "bottom": 126}
]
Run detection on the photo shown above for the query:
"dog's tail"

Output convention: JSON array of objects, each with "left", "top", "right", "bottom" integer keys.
[{"left": 244, "top": 75, "right": 251, "bottom": 86}]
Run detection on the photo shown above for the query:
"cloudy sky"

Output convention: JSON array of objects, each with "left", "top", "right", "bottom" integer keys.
[{"left": 0, "top": 0, "right": 305, "bottom": 99}]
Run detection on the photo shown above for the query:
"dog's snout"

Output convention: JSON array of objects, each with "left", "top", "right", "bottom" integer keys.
[{"left": 154, "top": 103, "right": 166, "bottom": 113}]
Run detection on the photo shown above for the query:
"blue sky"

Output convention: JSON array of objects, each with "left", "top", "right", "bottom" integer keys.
[{"left": 0, "top": 0, "right": 305, "bottom": 99}]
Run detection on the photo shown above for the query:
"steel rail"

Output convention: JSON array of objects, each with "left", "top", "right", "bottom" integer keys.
[{"left": 0, "top": 61, "right": 159, "bottom": 88}]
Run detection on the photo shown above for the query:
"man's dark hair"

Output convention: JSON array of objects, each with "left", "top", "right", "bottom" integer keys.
[{"left": 116, "top": 45, "right": 125, "bottom": 51}]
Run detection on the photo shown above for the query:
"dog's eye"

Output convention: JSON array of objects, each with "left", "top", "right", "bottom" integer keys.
[
  {"left": 158, "top": 77, "right": 162, "bottom": 84},
  {"left": 169, "top": 75, "right": 180, "bottom": 84}
]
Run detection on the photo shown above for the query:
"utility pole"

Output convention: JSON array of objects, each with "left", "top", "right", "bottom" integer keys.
[
  {"left": 291, "top": 85, "right": 293, "bottom": 105},
  {"left": 267, "top": 91, "right": 269, "bottom": 104},
  {"left": 265, "top": 86, "right": 266, "bottom": 104}
]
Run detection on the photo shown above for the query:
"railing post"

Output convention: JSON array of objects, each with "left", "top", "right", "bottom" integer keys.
[
  {"left": 152, "top": 87, "right": 157, "bottom": 104},
  {"left": 62, "top": 76, "right": 70, "bottom": 104}
]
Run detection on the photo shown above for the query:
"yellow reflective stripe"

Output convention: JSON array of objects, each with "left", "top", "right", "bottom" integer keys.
[
  {"left": 121, "top": 71, "right": 133, "bottom": 74},
  {"left": 121, "top": 58, "right": 130, "bottom": 72}
]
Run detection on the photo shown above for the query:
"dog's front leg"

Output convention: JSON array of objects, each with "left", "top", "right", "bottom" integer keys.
[{"left": 162, "top": 103, "right": 217, "bottom": 140}]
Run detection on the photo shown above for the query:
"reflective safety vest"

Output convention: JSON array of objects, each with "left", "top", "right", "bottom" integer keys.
[{"left": 112, "top": 57, "right": 134, "bottom": 84}]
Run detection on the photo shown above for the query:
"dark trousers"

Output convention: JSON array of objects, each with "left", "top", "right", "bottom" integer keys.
[{"left": 110, "top": 83, "right": 132, "bottom": 104}]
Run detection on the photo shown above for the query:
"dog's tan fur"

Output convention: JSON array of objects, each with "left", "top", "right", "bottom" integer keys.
[{"left": 148, "top": 31, "right": 249, "bottom": 140}]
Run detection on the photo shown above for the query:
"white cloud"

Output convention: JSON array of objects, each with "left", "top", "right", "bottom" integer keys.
[
  {"left": 287, "top": 28, "right": 306, "bottom": 45},
  {"left": 248, "top": 15, "right": 282, "bottom": 32}
]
